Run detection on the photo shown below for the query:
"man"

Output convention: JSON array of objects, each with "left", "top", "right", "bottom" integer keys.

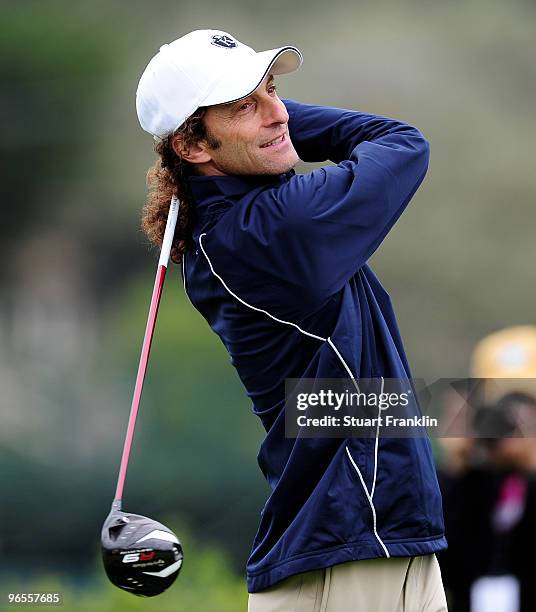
[{"left": 136, "top": 29, "right": 448, "bottom": 611}]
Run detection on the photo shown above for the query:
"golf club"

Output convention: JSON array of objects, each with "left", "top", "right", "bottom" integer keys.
[{"left": 101, "top": 195, "right": 184, "bottom": 597}]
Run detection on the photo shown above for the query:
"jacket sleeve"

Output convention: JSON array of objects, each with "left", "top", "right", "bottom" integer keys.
[
  {"left": 272, "top": 98, "right": 430, "bottom": 296},
  {"left": 203, "top": 99, "right": 430, "bottom": 315}
]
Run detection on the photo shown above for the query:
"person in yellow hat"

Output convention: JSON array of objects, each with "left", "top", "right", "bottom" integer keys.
[
  {"left": 471, "top": 325, "right": 536, "bottom": 403},
  {"left": 439, "top": 326, "right": 536, "bottom": 611}
]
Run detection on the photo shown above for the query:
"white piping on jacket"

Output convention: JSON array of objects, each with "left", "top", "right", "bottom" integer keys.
[
  {"left": 198, "top": 234, "right": 326, "bottom": 342},
  {"left": 345, "top": 446, "right": 389, "bottom": 557},
  {"left": 194, "top": 232, "right": 389, "bottom": 557}
]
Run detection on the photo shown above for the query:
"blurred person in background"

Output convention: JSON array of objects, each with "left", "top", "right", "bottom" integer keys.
[{"left": 438, "top": 326, "right": 536, "bottom": 612}]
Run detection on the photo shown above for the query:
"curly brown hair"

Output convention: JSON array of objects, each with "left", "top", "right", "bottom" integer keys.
[{"left": 142, "top": 108, "right": 221, "bottom": 264}]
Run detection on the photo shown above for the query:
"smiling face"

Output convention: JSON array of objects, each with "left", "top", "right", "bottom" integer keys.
[{"left": 176, "top": 75, "right": 299, "bottom": 176}]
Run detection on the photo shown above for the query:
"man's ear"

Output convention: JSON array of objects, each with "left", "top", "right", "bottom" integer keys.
[{"left": 171, "top": 135, "right": 212, "bottom": 164}]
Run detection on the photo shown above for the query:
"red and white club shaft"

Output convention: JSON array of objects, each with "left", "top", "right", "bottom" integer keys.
[{"left": 113, "top": 196, "right": 180, "bottom": 505}]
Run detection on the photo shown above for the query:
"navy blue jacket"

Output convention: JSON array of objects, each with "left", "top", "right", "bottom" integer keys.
[{"left": 181, "top": 99, "right": 447, "bottom": 593}]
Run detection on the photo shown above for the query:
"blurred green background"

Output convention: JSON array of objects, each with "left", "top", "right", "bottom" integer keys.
[{"left": 1, "top": 0, "right": 535, "bottom": 609}]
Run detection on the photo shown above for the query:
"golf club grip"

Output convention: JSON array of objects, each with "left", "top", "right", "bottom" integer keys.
[{"left": 114, "top": 196, "right": 180, "bottom": 502}]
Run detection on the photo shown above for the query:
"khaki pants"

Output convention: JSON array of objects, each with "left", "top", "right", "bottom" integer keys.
[{"left": 248, "top": 554, "right": 448, "bottom": 612}]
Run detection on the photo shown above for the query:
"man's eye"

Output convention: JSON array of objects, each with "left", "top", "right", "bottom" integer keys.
[
  {"left": 238, "top": 101, "right": 253, "bottom": 111},
  {"left": 268, "top": 84, "right": 277, "bottom": 94}
]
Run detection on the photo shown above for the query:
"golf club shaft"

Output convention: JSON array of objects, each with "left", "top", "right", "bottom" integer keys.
[{"left": 114, "top": 196, "right": 180, "bottom": 504}]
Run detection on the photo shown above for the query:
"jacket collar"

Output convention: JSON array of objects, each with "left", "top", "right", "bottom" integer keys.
[{"left": 188, "top": 170, "right": 296, "bottom": 213}]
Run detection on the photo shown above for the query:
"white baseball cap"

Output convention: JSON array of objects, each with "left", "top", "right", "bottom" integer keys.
[{"left": 136, "top": 29, "right": 303, "bottom": 139}]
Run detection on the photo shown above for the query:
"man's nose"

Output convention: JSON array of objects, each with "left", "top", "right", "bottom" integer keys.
[{"left": 261, "top": 96, "right": 289, "bottom": 126}]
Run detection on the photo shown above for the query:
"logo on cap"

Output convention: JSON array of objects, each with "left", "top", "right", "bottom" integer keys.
[{"left": 211, "top": 34, "right": 237, "bottom": 49}]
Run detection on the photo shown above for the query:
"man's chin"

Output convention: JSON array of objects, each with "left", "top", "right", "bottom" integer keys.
[
  {"left": 261, "top": 161, "right": 298, "bottom": 176},
  {"left": 260, "top": 151, "right": 300, "bottom": 176},
  {"left": 210, "top": 148, "right": 299, "bottom": 177},
  {"left": 232, "top": 159, "right": 298, "bottom": 177}
]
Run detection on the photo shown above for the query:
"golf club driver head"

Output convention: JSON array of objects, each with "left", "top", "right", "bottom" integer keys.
[{"left": 101, "top": 503, "right": 183, "bottom": 597}]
